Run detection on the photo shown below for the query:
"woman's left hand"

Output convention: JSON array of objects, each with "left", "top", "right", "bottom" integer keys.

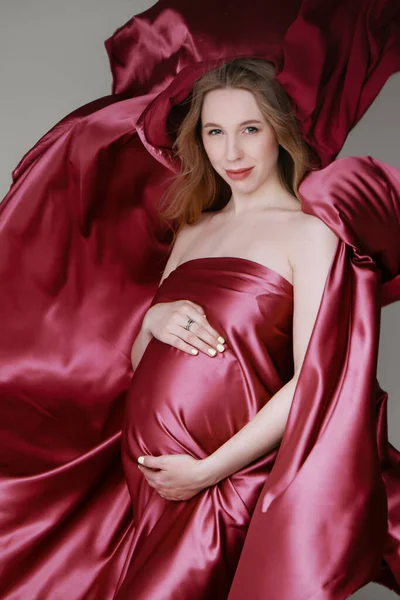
[{"left": 137, "top": 454, "right": 215, "bottom": 501}]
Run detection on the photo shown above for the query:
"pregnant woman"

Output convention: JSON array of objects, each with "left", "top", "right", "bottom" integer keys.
[
  {"left": 1, "top": 2, "right": 400, "bottom": 598},
  {"left": 116, "top": 59, "right": 338, "bottom": 599}
]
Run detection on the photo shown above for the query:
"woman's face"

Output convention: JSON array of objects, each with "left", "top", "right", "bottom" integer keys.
[{"left": 200, "top": 87, "right": 280, "bottom": 194}]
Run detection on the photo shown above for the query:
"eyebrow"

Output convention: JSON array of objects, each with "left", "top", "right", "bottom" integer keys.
[{"left": 202, "top": 119, "right": 263, "bottom": 128}]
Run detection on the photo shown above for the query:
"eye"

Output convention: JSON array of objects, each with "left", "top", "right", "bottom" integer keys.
[
  {"left": 244, "top": 126, "right": 259, "bottom": 134},
  {"left": 207, "top": 129, "right": 223, "bottom": 136}
]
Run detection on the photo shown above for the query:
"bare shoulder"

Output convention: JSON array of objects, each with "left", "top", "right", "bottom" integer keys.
[
  {"left": 171, "top": 213, "right": 213, "bottom": 258},
  {"left": 288, "top": 213, "right": 339, "bottom": 373},
  {"left": 158, "top": 214, "right": 212, "bottom": 285},
  {"left": 288, "top": 212, "right": 338, "bottom": 270}
]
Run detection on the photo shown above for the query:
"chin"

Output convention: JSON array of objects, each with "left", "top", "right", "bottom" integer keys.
[{"left": 231, "top": 180, "right": 259, "bottom": 193}]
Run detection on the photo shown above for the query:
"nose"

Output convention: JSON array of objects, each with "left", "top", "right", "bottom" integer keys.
[{"left": 225, "top": 135, "right": 244, "bottom": 162}]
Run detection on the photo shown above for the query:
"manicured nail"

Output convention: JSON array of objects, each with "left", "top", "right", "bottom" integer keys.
[
  {"left": 216, "top": 344, "right": 225, "bottom": 352},
  {"left": 208, "top": 348, "right": 217, "bottom": 356},
  {"left": 138, "top": 456, "right": 145, "bottom": 465},
  {"left": 218, "top": 336, "right": 225, "bottom": 344},
  {"left": 191, "top": 348, "right": 199, "bottom": 355}
]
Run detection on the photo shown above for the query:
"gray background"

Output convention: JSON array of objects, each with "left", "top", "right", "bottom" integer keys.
[{"left": 1, "top": 1, "right": 399, "bottom": 598}]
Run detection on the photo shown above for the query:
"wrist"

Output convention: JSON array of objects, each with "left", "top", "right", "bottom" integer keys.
[
  {"left": 142, "top": 309, "right": 154, "bottom": 335},
  {"left": 198, "top": 455, "right": 224, "bottom": 487}
]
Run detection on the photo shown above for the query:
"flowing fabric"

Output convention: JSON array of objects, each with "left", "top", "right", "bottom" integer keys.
[
  {"left": 229, "top": 157, "right": 400, "bottom": 599},
  {"left": 117, "top": 258, "right": 293, "bottom": 599},
  {"left": 0, "top": 1, "right": 400, "bottom": 598}
]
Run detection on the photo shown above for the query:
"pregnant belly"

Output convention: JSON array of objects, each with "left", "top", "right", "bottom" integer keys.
[{"left": 123, "top": 337, "right": 263, "bottom": 460}]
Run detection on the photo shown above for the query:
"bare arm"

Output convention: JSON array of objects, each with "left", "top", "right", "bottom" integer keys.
[
  {"left": 131, "top": 255, "right": 182, "bottom": 370},
  {"left": 130, "top": 245, "right": 181, "bottom": 370},
  {"left": 131, "top": 221, "right": 225, "bottom": 370},
  {"left": 130, "top": 327, "right": 154, "bottom": 371},
  {"left": 201, "top": 216, "right": 339, "bottom": 484},
  {"left": 137, "top": 216, "right": 340, "bottom": 501}
]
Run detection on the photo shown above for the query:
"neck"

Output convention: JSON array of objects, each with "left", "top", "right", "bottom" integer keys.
[{"left": 223, "top": 177, "right": 298, "bottom": 216}]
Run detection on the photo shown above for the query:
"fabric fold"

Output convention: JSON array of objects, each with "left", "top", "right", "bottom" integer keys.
[{"left": 1, "top": 0, "right": 400, "bottom": 597}]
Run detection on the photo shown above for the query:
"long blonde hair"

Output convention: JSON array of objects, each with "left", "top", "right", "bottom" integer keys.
[{"left": 160, "top": 59, "right": 315, "bottom": 240}]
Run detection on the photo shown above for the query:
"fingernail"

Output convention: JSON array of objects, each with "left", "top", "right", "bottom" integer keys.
[
  {"left": 216, "top": 344, "right": 225, "bottom": 352},
  {"left": 218, "top": 336, "right": 225, "bottom": 344},
  {"left": 191, "top": 348, "right": 199, "bottom": 355},
  {"left": 138, "top": 456, "right": 145, "bottom": 465},
  {"left": 208, "top": 348, "right": 217, "bottom": 356}
]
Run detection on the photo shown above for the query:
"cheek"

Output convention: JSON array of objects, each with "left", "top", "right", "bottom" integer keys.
[
  {"left": 253, "top": 135, "right": 279, "bottom": 163},
  {"left": 202, "top": 138, "right": 222, "bottom": 167}
]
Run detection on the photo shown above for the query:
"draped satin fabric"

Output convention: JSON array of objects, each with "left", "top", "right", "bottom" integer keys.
[
  {"left": 117, "top": 258, "right": 293, "bottom": 599},
  {"left": 0, "top": 0, "right": 400, "bottom": 598}
]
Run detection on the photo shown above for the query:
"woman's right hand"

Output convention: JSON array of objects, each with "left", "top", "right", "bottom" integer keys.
[{"left": 142, "top": 300, "right": 226, "bottom": 357}]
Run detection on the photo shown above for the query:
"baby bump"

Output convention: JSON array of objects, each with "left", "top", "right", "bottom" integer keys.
[{"left": 123, "top": 337, "right": 263, "bottom": 460}]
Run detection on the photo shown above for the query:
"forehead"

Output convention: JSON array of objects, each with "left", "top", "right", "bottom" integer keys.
[{"left": 201, "top": 87, "right": 263, "bottom": 122}]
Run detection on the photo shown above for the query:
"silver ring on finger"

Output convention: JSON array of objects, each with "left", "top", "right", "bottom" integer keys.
[{"left": 185, "top": 317, "right": 195, "bottom": 331}]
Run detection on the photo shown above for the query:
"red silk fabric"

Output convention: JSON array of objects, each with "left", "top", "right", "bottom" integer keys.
[
  {"left": 0, "top": 1, "right": 400, "bottom": 598},
  {"left": 230, "top": 158, "right": 400, "bottom": 599},
  {"left": 118, "top": 258, "right": 293, "bottom": 599}
]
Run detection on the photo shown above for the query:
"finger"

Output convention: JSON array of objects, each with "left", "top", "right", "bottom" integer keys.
[
  {"left": 176, "top": 313, "right": 226, "bottom": 356},
  {"left": 138, "top": 455, "right": 165, "bottom": 470},
  {"left": 166, "top": 307, "right": 226, "bottom": 356},
  {"left": 138, "top": 466, "right": 161, "bottom": 488},
  {"left": 180, "top": 320, "right": 226, "bottom": 352},
  {"left": 177, "top": 329, "right": 225, "bottom": 357},
  {"left": 178, "top": 309, "right": 226, "bottom": 347},
  {"left": 183, "top": 301, "right": 207, "bottom": 317},
  {"left": 163, "top": 333, "right": 201, "bottom": 356},
  {"left": 165, "top": 333, "right": 219, "bottom": 357},
  {"left": 169, "top": 307, "right": 209, "bottom": 338},
  {"left": 180, "top": 302, "right": 224, "bottom": 341}
]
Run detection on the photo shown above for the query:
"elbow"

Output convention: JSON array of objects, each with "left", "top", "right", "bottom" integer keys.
[
  {"left": 130, "top": 346, "right": 139, "bottom": 372},
  {"left": 290, "top": 370, "right": 301, "bottom": 388}
]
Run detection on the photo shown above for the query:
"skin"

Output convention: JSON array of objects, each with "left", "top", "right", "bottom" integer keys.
[{"left": 133, "top": 87, "right": 338, "bottom": 501}]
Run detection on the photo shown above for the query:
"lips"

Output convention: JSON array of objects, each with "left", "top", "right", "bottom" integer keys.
[{"left": 225, "top": 167, "right": 254, "bottom": 180}]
